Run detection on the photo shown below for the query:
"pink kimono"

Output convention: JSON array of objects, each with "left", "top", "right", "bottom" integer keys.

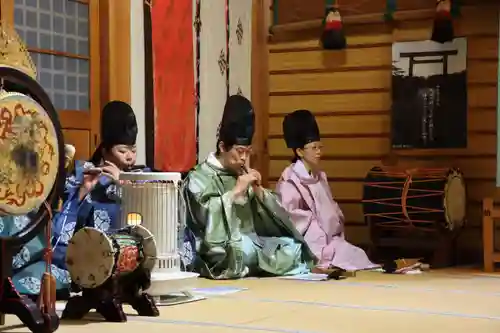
[{"left": 276, "top": 160, "right": 379, "bottom": 271}]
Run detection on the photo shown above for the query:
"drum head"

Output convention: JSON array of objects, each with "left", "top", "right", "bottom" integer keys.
[
  {"left": 443, "top": 170, "right": 466, "bottom": 230},
  {"left": 0, "top": 91, "right": 59, "bottom": 216},
  {"left": 66, "top": 227, "right": 114, "bottom": 288},
  {"left": 130, "top": 225, "right": 157, "bottom": 271}
]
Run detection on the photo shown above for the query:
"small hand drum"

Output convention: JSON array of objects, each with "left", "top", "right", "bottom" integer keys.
[
  {"left": 66, "top": 225, "right": 157, "bottom": 289},
  {"left": 0, "top": 91, "right": 59, "bottom": 216}
]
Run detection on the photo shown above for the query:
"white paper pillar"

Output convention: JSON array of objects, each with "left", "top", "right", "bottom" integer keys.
[
  {"left": 130, "top": 0, "right": 146, "bottom": 165},
  {"left": 229, "top": 0, "right": 252, "bottom": 98},
  {"left": 195, "top": 0, "right": 227, "bottom": 161},
  {"left": 194, "top": 0, "right": 253, "bottom": 161}
]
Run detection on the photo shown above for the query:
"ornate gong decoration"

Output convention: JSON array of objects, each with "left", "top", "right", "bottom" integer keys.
[{"left": 0, "top": 92, "right": 60, "bottom": 216}]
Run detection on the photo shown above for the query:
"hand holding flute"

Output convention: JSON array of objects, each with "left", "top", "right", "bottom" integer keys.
[
  {"left": 241, "top": 165, "right": 262, "bottom": 185},
  {"left": 82, "top": 160, "right": 121, "bottom": 181},
  {"left": 239, "top": 165, "right": 264, "bottom": 200}
]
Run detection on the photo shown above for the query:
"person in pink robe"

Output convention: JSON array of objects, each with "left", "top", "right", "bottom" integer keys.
[{"left": 275, "top": 110, "right": 379, "bottom": 271}]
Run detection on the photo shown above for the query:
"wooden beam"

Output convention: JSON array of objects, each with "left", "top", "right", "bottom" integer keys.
[
  {"left": 96, "top": 0, "right": 131, "bottom": 149},
  {"left": 89, "top": 0, "right": 101, "bottom": 152},
  {"left": 483, "top": 198, "right": 495, "bottom": 272},
  {"left": 400, "top": 50, "right": 458, "bottom": 57},
  {"left": 0, "top": 0, "right": 14, "bottom": 26},
  {"left": 99, "top": 0, "right": 110, "bottom": 112},
  {"left": 251, "top": 0, "right": 270, "bottom": 185},
  {"left": 270, "top": 5, "right": 498, "bottom": 36},
  {"left": 106, "top": 0, "right": 131, "bottom": 103},
  {"left": 412, "top": 59, "right": 444, "bottom": 64},
  {"left": 271, "top": 8, "right": 435, "bottom": 35}
]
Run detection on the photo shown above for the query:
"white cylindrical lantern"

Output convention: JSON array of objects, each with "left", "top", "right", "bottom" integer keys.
[{"left": 119, "top": 172, "right": 198, "bottom": 303}]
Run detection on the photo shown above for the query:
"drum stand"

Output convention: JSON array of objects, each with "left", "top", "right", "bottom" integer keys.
[
  {"left": 369, "top": 225, "right": 457, "bottom": 268},
  {"left": 0, "top": 245, "right": 59, "bottom": 333},
  {"left": 62, "top": 268, "right": 159, "bottom": 322}
]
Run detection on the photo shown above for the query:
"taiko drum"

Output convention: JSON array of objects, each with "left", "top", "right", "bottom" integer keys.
[{"left": 362, "top": 166, "right": 466, "bottom": 232}]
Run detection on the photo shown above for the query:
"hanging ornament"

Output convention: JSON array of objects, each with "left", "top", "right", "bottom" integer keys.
[
  {"left": 431, "top": 0, "right": 454, "bottom": 44},
  {"left": 272, "top": 0, "right": 279, "bottom": 26},
  {"left": 383, "top": 0, "right": 397, "bottom": 22},
  {"left": 450, "top": 0, "right": 462, "bottom": 18},
  {"left": 320, "top": 0, "right": 346, "bottom": 50}
]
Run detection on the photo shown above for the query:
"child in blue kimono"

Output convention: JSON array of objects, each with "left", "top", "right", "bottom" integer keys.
[
  {"left": 0, "top": 101, "right": 143, "bottom": 297},
  {"left": 1, "top": 101, "right": 196, "bottom": 297},
  {"left": 51, "top": 101, "right": 142, "bottom": 275}
]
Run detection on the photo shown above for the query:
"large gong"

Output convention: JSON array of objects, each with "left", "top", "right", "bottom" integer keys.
[
  {"left": 0, "top": 91, "right": 60, "bottom": 214},
  {"left": 0, "top": 66, "right": 65, "bottom": 245}
]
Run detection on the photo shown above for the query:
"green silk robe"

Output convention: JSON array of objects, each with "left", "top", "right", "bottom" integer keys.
[{"left": 182, "top": 154, "right": 316, "bottom": 279}]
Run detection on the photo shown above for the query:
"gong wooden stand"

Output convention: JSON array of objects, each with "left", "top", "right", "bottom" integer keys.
[{"left": 0, "top": 62, "right": 65, "bottom": 332}]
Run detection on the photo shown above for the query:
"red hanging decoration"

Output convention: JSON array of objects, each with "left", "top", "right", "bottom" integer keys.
[
  {"left": 431, "top": 0, "right": 454, "bottom": 44},
  {"left": 37, "top": 201, "right": 57, "bottom": 319},
  {"left": 320, "top": 1, "right": 346, "bottom": 50}
]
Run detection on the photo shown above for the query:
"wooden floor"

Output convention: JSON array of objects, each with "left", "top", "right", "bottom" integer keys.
[{"left": 2, "top": 268, "right": 500, "bottom": 333}]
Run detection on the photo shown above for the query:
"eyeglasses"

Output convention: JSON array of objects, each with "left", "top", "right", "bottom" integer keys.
[
  {"left": 234, "top": 146, "right": 253, "bottom": 156},
  {"left": 303, "top": 144, "right": 323, "bottom": 152}
]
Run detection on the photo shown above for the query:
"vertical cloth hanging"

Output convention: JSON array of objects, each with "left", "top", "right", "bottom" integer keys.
[
  {"left": 195, "top": 0, "right": 201, "bottom": 162},
  {"left": 151, "top": 0, "right": 196, "bottom": 171}
]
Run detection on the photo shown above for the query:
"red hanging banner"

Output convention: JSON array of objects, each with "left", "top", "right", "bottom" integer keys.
[{"left": 151, "top": 0, "right": 196, "bottom": 171}]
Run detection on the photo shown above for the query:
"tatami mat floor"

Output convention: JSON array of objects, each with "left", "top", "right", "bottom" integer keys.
[{"left": 2, "top": 269, "right": 500, "bottom": 333}]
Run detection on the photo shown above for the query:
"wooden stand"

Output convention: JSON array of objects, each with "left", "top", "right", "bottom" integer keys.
[
  {"left": 482, "top": 198, "right": 500, "bottom": 272},
  {"left": 369, "top": 225, "right": 456, "bottom": 268},
  {"left": 62, "top": 268, "right": 159, "bottom": 322},
  {"left": 0, "top": 246, "right": 59, "bottom": 333}
]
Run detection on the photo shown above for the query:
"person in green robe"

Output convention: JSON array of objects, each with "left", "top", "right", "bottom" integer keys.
[{"left": 182, "top": 95, "right": 316, "bottom": 279}]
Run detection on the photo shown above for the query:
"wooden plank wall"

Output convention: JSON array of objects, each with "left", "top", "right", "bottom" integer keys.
[{"left": 266, "top": 7, "right": 499, "bottom": 258}]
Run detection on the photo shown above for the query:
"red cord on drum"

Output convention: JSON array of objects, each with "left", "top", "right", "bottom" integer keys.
[
  {"left": 401, "top": 172, "right": 412, "bottom": 225},
  {"left": 364, "top": 167, "right": 450, "bottom": 230}
]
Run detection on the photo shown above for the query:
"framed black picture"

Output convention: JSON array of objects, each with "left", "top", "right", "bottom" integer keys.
[{"left": 391, "top": 38, "right": 468, "bottom": 149}]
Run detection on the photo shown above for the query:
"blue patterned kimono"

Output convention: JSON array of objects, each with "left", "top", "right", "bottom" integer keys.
[
  {"left": 0, "top": 161, "right": 124, "bottom": 295},
  {"left": 0, "top": 161, "right": 197, "bottom": 295},
  {"left": 51, "top": 160, "right": 126, "bottom": 272},
  {"left": 0, "top": 215, "right": 70, "bottom": 295}
]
